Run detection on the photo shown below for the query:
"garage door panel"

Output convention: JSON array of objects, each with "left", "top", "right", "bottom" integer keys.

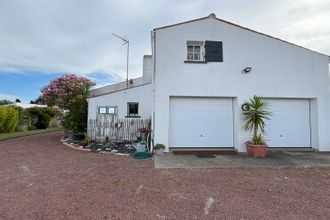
[
  {"left": 169, "top": 97, "right": 233, "bottom": 148},
  {"left": 265, "top": 99, "right": 310, "bottom": 148}
]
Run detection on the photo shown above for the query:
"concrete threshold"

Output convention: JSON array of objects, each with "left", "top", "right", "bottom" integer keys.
[
  {"left": 170, "top": 147, "right": 237, "bottom": 152},
  {"left": 154, "top": 151, "right": 330, "bottom": 169},
  {"left": 268, "top": 147, "right": 317, "bottom": 152}
]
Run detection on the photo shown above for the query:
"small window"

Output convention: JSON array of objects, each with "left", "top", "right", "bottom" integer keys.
[
  {"left": 98, "top": 106, "right": 117, "bottom": 114},
  {"left": 186, "top": 41, "right": 204, "bottom": 62},
  {"left": 98, "top": 107, "right": 107, "bottom": 114},
  {"left": 108, "top": 107, "right": 116, "bottom": 114},
  {"left": 127, "top": 102, "right": 139, "bottom": 116}
]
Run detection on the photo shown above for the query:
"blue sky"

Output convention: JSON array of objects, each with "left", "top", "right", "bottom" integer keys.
[
  {"left": 0, "top": 72, "right": 62, "bottom": 102},
  {"left": 0, "top": 0, "right": 329, "bottom": 102},
  {"left": 0, "top": 71, "right": 120, "bottom": 102}
]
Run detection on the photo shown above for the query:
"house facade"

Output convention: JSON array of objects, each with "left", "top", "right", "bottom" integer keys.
[
  {"left": 88, "top": 14, "right": 330, "bottom": 152},
  {"left": 87, "top": 55, "right": 152, "bottom": 142}
]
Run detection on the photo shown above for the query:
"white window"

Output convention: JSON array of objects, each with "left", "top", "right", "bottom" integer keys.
[
  {"left": 98, "top": 107, "right": 107, "bottom": 114},
  {"left": 98, "top": 106, "right": 117, "bottom": 114},
  {"left": 187, "top": 41, "right": 204, "bottom": 61},
  {"left": 108, "top": 107, "right": 116, "bottom": 114}
]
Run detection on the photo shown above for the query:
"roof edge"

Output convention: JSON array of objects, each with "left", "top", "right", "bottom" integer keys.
[
  {"left": 154, "top": 14, "right": 210, "bottom": 31},
  {"left": 88, "top": 77, "right": 151, "bottom": 98},
  {"left": 88, "top": 82, "right": 151, "bottom": 98},
  {"left": 153, "top": 13, "right": 329, "bottom": 58}
]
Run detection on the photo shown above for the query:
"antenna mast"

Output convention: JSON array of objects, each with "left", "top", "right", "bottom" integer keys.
[{"left": 112, "top": 33, "right": 129, "bottom": 87}]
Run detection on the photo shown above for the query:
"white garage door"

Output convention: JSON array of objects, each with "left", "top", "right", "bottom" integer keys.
[
  {"left": 265, "top": 99, "right": 311, "bottom": 148},
  {"left": 169, "top": 97, "right": 234, "bottom": 148}
]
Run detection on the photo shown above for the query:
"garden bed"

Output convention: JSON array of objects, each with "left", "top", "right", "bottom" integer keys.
[{"left": 61, "top": 133, "right": 140, "bottom": 155}]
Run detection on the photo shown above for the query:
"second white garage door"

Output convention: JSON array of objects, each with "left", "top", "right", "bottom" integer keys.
[
  {"left": 265, "top": 99, "right": 311, "bottom": 148},
  {"left": 169, "top": 97, "right": 234, "bottom": 148}
]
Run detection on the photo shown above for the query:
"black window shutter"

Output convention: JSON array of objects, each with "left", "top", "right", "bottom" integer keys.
[{"left": 204, "top": 41, "right": 223, "bottom": 62}]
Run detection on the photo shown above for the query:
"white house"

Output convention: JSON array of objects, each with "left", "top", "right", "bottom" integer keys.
[{"left": 88, "top": 14, "right": 330, "bottom": 152}]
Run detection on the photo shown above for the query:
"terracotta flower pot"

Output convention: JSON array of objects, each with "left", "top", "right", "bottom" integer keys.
[{"left": 246, "top": 143, "right": 267, "bottom": 158}]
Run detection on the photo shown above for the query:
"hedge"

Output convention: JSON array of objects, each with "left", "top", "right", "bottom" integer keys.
[
  {"left": 0, "top": 106, "right": 63, "bottom": 133},
  {"left": 0, "top": 106, "right": 19, "bottom": 133}
]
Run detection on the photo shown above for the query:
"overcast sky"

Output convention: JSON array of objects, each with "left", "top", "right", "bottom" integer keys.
[{"left": 0, "top": 0, "right": 329, "bottom": 102}]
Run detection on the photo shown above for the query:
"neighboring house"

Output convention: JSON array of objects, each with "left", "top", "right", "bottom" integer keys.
[
  {"left": 88, "top": 14, "right": 330, "bottom": 152},
  {"left": 7, "top": 102, "right": 47, "bottom": 109}
]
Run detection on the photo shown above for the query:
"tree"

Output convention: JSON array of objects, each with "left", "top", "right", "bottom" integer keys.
[
  {"left": 0, "top": 99, "right": 13, "bottom": 106},
  {"left": 30, "top": 96, "right": 44, "bottom": 104},
  {"left": 15, "top": 98, "right": 21, "bottom": 103},
  {"left": 41, "top": 74, "right": 95, "bottom": 133}
]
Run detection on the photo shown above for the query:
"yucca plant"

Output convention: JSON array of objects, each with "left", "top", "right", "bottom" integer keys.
[
  {"left": 242, "top": 95, "right": 271, "bottom": 145},
  {"left": 251, "top": 133, "right": 266, "bottom": 145}
]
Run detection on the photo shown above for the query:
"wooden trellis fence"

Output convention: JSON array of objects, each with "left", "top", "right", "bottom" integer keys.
[{"left": 87, "top": 114, "right": 150, "bottom": 143}]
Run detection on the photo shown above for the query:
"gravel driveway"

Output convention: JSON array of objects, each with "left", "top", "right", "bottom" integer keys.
[{"left": 0, "top": 132, "right": 329, "bottom": 219}]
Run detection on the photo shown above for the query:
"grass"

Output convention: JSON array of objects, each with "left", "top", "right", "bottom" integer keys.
[{"left": 0, "top": 127, "right": 63, "bottom": 141}]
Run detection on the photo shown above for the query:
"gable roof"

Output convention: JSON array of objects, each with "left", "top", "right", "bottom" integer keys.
[{"left": 154, "top": 13, "right": 329, "bottom": 58}]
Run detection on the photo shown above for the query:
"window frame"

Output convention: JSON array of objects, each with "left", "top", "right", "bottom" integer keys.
[
  {"left": 127, "top": 102, "right": 139, "bottom": 117},
  {"left": 186, "top": 41, "right": 204, "bottom": 62},
  {"left": 98, "top": 106, "right": 118, "bottom": 115},
  {"left": 98, "top": 106, "right": 107, "bottom": 114},
  {"left": 107, "top": 106, "right": 117, "bottom": 114}
]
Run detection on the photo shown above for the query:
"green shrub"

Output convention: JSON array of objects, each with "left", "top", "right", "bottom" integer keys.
[
  {"left": 16, "top": 107, "right": 31, "bottom": 131},
  {"left": 27, "top": 107, "right": 52, "bottom": 129},
  {"left": 0, "top": 106, "right": 19, "bottom": 133},
  {"left": 153, "top": 143, "right": 165, "bottom": 151},
  {"left": 0, "top": 107, "right": 6, "bottom": 130},
  {"left": 62, "top": 100, "right": 88, "bottom": 133}
]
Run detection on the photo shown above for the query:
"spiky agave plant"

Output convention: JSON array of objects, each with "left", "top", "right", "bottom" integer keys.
[{"left": 242, "top": 95, "right": 271, "bottom": 144}]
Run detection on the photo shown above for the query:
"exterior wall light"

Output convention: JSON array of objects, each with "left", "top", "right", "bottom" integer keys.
[{"left": 242, "top": 67, "right": 252, "bottom": 74}]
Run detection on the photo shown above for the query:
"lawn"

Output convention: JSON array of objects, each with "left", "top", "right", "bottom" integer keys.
[{"left": 0, "top": 127, "right": 63, "bottom": 141}]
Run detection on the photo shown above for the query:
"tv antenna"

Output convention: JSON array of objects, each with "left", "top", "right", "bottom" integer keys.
[{"left": 112, "top": 33, "right": 129, "bottom": 87}]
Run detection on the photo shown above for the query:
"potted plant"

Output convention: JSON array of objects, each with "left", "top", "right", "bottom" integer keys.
[
  {"left": 241, "top": 95, "right": 271, "bottom": 158},
  {"left": 153, "top": 143, "right": 165, "bottom": 155}
]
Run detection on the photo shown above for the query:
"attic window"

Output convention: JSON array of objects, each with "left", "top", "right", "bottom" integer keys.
[{"left": 186, "top": 41, "right": 204, "bottom": 61}]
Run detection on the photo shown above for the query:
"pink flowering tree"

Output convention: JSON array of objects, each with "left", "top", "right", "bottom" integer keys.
[{"left": 41, "top": 74, "right": 95, "bottom": 133}]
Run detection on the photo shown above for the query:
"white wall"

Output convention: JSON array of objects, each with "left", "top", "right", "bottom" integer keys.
[
  {"left": 153, "top": 17, "right": 330, "bottom": 152},
  {"left": 143, "top": 55, "right": 153, "bottom": 84},
  {"left": 88, "top": 83, "right": 152, "bottom": 120}
]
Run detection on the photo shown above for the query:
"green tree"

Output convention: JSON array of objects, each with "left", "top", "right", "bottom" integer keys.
[
  {"left": 30, "top": 96, "right": 44, "bottom": 104},
  {"left": 0, "top": 99, "right": 13, "bottom": 106},
  {"left": 41, "top": 74, "right": 95, "bottom": 133}
]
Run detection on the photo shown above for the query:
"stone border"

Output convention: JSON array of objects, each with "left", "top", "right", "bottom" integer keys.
[{"left": 61, "top": 139, "right": 92, "bottom": 152}]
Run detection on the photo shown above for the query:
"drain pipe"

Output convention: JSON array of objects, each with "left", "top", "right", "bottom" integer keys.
[
  {"left": 150, "top": 30, "right": 156, "bottom": 153},
  {"left": 146, "top": 130, "right": 153, "bottom": 152}
]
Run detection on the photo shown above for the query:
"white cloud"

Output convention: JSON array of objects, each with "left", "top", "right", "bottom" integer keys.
[{"left": 0, "top": 0, "right": 329, "bottom": 81}]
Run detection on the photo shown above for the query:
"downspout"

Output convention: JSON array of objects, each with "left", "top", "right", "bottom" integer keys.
[{"left": 151, "top": 30, "right": 156, "bottom": 152}]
